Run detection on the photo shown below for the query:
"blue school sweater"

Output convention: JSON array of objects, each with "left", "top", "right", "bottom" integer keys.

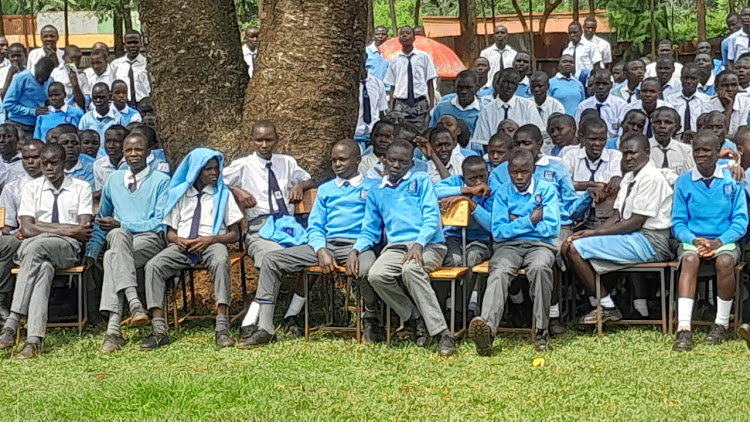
[
  {"left": 549, "top": 75, "right": 586, "bottom": 116},
  {"left": 78, "top": 108, "right": 125, "bottom": 143},
  {"left": 353, "top": 172, "right": 444, "bottom": 252},
  {"left": 435, "top": 175, "right": 492, "bottom": 242},
  {"left": 2, "top": 70, "right": 52, "bottom": 127},
  {"left": 86, "top": 167, "right": 171, "bottom": 259},
  {"left": 672, "top": 168, "right": 748, "bottom": 246},
  {"left": 473, "top": 177, "right": 561, "bottom": 244},
  {"left": 515, "top": 82, "right": 532, "bottom": 99},
  {"left": 489, "top": 156, "right": 591, "bottom": 226},
  {"left": 66, "top": 155, "right": 95, "bottom": 190},
  {"left": 606, "top": 137, "right": 619, "bottom": 150},
  {"left": 115, "top": 105, "right": 142, "bottom": 124},
  {"left": 429, "top": 93, "right": 481, "bottom": 134},
  {"left": 307, "top": 177, "right": 380, "bottom": 251},
  {"left": 33, "top": 106, "right": 84, "bottom": 141}
]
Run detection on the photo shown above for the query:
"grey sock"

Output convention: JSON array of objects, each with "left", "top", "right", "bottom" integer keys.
[
  {"left": 124, "top": 287, "right": 141, "bottom": 312},
  {"left": 27, "top": 336, "right": 42, "bottom": 344},
  {"left": 257, "top": 303, "right": 276, "bottom": 334},
  {"left": 3, "top": 312, "right": 20, "bottom": 333},
  {"left": 215, "top": 314, "right": 229, "bottom": 333},
  {"left": 106, "top": 311, "right": 122, "bottom": 336},
  {"left": 152, "top": 317, "right": 168, "bottom": 335}
]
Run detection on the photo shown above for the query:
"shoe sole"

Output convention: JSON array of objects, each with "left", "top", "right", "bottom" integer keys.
[
  {"left": 672, "top": 344, "right": 693, "bottom": 352},
  {"left": 129, "top": 313, "right": 150, "bottom": 328},
  {"left": 468, "top": 318, "right": 493, "bottom": 357},
  {"left": 739, "top": 326, "right": 750, "bottom": 349},
  {"left": 140, "top": 343, "right": 168, "bottom": 351},
  {"left": 581, "top": 313, "right": 623, "bottom": 325}
]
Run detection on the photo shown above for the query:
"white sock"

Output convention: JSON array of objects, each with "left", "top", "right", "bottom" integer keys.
[
  {"left": 509, "top": 290, "right": 524, "bottom": 304},
  {"left": 284, "top": 294, "right": 306, "bottom": 319},
  {"left": 241, "top": 301, "right": 261, "bottom": 328},
  {"left": 633, "top": 299, "right": 648, "bottom": 317},
  {"left": 468, "top": 291, "right": 479, "bottom": 313},
  {"left": 549, "top": 304, "right": 559, "bottom": 319},
  {"left": 588, "top": 296, "right": 597, "bottom": 307},
  {"left": 715, "top": 297, "right": 733, "bottom": 328},
  {"left": 677, "top": 297, "right": 694, "bottom": 331},
  {"left": 600, "top": 295, "right": 615, "bottom": 308}
]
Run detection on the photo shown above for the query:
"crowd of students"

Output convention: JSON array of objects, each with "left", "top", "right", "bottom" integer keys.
[{"left": 1, "top": 18, "right": 750, "bottom": 360}]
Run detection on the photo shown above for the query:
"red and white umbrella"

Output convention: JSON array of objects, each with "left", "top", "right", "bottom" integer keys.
[{"left": 378, "top": 36, "right": 466, "bottom": 79}]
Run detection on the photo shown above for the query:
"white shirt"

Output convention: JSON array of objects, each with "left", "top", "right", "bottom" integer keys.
[
  {"left": 563, "top": 39, "right": 602, "bottom": 78},
  {"left": 534, "top": 96, "right": 565, "bottom": 127},
  {"left": 620, "top": 99, "right": 676, "bottom": 136},
  {"left": 575, "top": 95, "right": 629, "bottom": 138},
  {"left": 335, "top": 173, "right": 364, "bottom": 188},
  {"left": 707, "top": 95, "right": 750, "bottom": 136},
  {"left": 356, "top": 74, "right": 388, "bottom": 137},
  {"left": 649, "top": 138, "right": 695, "bottom": 175},
  {"left": 586, "top": 35, "right": 612, "bottom": 64},
  {"left": 611, "top": 83, "right": 641, "bottom": 103},
  {"left": 0, "top": 174, "right": 34, "bottom": 228},
  {"left": 472, "top": 96, "right": 546, "bottom": 145},
  {"left": 242, "top": 44, "right": 258, "bottom": 78},
  {"left": 93, "top": 156, "right": 124, "bottom": 191},
  {"left": 27, "top": 47, "right": 64, "bottom": 76},
  {"left": 84, "top": 66, "right": 115, "bottom": 90},
  {"left": 165, "top": 184, "right": 244, "bottom": 238},
  {"left": 223, "top": 152, "right": 311, "bottom": 220},
  {"left": 358, "top": 151, "right": 380, "bottom": 175},
  {"left": 666, "top": 91, "right": 712, "bottom": 135},
  {"left": 427, "top": 152, "right": 465, "bottom": 183},
  {"left": 18, "top": 175, "right": 93, "bottom": 224},
  {"left": 0, "top": 59, "right": 12, "bottom": 92},
  {"left": 1, "top": 153, "right": 25, "bottom": 188},
  {"left": 614, "top": 161, "right": 673, "bottom": 230},
  {"left": 110, "top": 54, "right": 151, "bottom": 102},
  {"left": 644, "top": 61, "right": 683, "bottom": 79},
  {"left": 384, "top": 49, "right": 438, "bottom": 100},
  {"left": 50, "top": 63, "right": 91, "bottom": 104},
  {"left": 562, "top": 148, "right": 622, "bottom": 194},
  {"left": 660, "top": 79, "right": 683, "bottom": 100},
  {"left": 480, "top": 44, "right": 517, "bottom": 89},
  {"left": 728, "top": 30, "right": 750, "bottom": 62},
  {"left": 697, "top": 72, "right": 715, "bottom": 95},
  {"left": 123, "top": 166, "right": 150, "bottom": 190}
]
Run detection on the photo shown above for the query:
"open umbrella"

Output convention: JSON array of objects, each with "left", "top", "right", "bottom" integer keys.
[{"left": 378, "top": 36, "right": 466, "bottom": 79}]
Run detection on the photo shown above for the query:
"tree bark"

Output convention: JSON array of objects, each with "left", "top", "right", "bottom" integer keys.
[
  {"left": 539, "top": 0, "right": 564, "bottom": 37},
  {"left": 414, "top": 0, "right": 421, "bottom": 26},
  {"left": 587, "top": 0, "right": 594, "bottom": 16},
  {"left": 510, "top": 0, "right": 529, "bottom": 33},
  {"left": 113, "top": 11, "right": 124, "bottom": 56},
  {"left": 458, "top": 0, "right": 478, "bottom": 65},
  {"left": 697, "top": 0, "right": 707, "bottom": 41},
  {"left": 123, "top": 0, "right": 133, "bottom": 32},
  {"left": 0, "top": 0, "right": 4, "bottom": 36},
  {"left": 64, "top": 0, "right": 69, "bottom": 46},
  {"left": 388, "top": 0, "right": 398, "bottom": 36},
  {"left": 573, "top": 0, "right": 579, "bottom": 23},
  {"left": 650, "top": 0, "right": 656, "bottom": 56}
]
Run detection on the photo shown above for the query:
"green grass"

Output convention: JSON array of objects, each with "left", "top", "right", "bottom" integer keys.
[{"left": 1, "top": 324, "right": 749, "bottom": 421}]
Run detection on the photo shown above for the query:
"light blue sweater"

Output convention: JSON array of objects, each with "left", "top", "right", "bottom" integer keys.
[
  {"left": 33, "top": 106, "right": 83, "bottom": 140},
  {"left": 434, "top": 174, "right": 491, "bottom": 242},
  {"left": 2, "top": 70, "right": 52, "bottom": 127}
]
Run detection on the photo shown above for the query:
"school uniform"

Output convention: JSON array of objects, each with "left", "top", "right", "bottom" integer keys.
[
  {"left": 562, "top": 148, "right": 622, "bottom": 190},
  {"left": 384, "top": 49, "right": 438, "bottom": 130},
  {"left": 480, "top": 44, "right": 517, "bottom": 89},
  {"left": 223, "top": 152, "right": 311, "bottom": 268},
  {"left": 88, "top": 167, "right": 170, "bottom": 316},
  {"left": 644, "top": 62, "right": 683, "bottom": 79},
  {"left": 11, "top": 175, "right": 92, "bottom": 340},
  {"left": 549, "top": 73, "right": 586, "bottom": 116},
  {"left": 727, "top": 30, "right": 750, "bottom": 62},
  {"left": 572, "top": 161, "right": 673, "bottom": 274},
  {"left": 660, "top": 79, "right": 683, "bottom": 100},
  {"left": 430, "top": 94, "right": 481, "bottom": 134},
  {"left": 563, "top": 39, "right": 602, "bottom": 79},
  {"left": 586, "top": 35, "right": 613, "bottom": 64},
  {"left": 33, "top": 104, "right": 84, "bottom": 141},
  {"left": 619, "top": 99, "right": 676, "bottom": 138},
  {"left": 472, "top": 96, "right": 546, "bottom": 146},
  {"left": 354, "top": 171, "right": 449, "bottom": 337},
  {"left": 575, "top": 94, "right": 628, "bottom": 139},
  {"left": 666, "top": 91, "right": 712, "bottom": 137},
  {"left": 534, "top": 96, "right": 565, "bottom": 129},
  {"left": 365, "top": 42, "right": 389, "bottom": 82},
  {"left": 113, "top": 104, "right": 142, "bottom": 125},
  {"left": 355, "top": 74, "right": 388, "bottom": 145},
  {"left": 93, "top": 156, "right": 125, "bottom": 191},
  {"left": 427, "top": 151, "right": 465, "bottom": 183},
  {"left": 707, "top": 95, "right": 750, "bottom": 136},
  {"left": 1, "top": 153, "right": 26, "bottom": 188},
  {"left": 27, "top": 48, "right": 64, "bottom": 76},
  {"left": 0, "top": 59, "right": 12, "bottom": 93},
  {"left": 477, "top": 86, "right": 494, "bottom": 106},
  {"left": 242, "top": 44, "right": 258, "bottom": 78},
  {"left": 78, "top": 104, "right": 125, "bottom": 144},
  {"left": 110, "top": 54, "right": 151, "bottom": 105},
  {"left": 50, "top": 64, "right": 91, "bottom": 108},
  {"left": 0, "top": 174, "right": 33, "bottom": 301},
  {"left": 515, "top": 76, "right": 532, "bottom": 98},
  {"left": 610, "top": 83, "right": 641, "bottom": 104},
  {"left": 648, "top": 138, "right": 694, "bottom": 176},
  {"left": 64, "top": 156, "right": 95, "bottom": 190},
  {"left": 697, "top": 73, "right": 716, "bottom": 96},
  {"left": 471, "top": 177, "right": 560, "bottom": 333},
  {"left": 2, "top": 70, "right": 52, "bottom": 132},
  {"left": 84, "top": 66, "right": 114, "bottom": 90}
]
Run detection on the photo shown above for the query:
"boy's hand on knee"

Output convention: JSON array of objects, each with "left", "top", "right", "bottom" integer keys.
[
  {"left": 345, "top": 250, "right": 360, "bottom": 277},
  {"left": 402, "top": 244, "right": 424, "bottom": 266},
  {"left": 316, "top": 248, "right": 337, "bottom": 275},
  {"left": 175, "top": 237, "right": 190, "bottom": 252},
  {"left": 82, "top": 256, "right": 95, "bottom": 271},
  {"left": 95, "top": 217, "right": 120, "bottom": 232}
]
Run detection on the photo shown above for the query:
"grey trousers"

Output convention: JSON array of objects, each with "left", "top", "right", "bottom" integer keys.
[
  {"left": 256, "top": 240, "right": 378, "bottom": 313},
  {"left": 145, "top": 243, "right": 231, "bottom": 310},
  {"left": 482, "top": 240, "right": 555, "bottom": 334},
  {"left": 368, "top": 242, "right": 448, "bottom": 336},
  {"left": 245, "top": 216, "right": 283, "bottom": 269},
  {"left": 0, "top": 235, "right": 21, "bottom": 295},
  {"left": 99, "top": 229, "right": 165, "bottom": 313},
  {"left": 434, "top": 237, "right": 491, "bottom": 312},
  {"left": 10, "top": 234, "right": 80, "bottom": 338}
]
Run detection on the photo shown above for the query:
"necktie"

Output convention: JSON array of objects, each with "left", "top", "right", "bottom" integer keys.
[
  {"left": 646, "top": 116, "right": 653, "bottom": 138},
  {"left": 702, "top": 177, "right": 713, "bottom": 188},
  {"left": 499, "top": 50, "right": 504, "bottom": 71},
  {"left": 659, "top": 146, "right": 669, "bottom": 168},
  {"left": 406, "top": 55, "right": 416, "bottom": 107},
  {"left": 572, "top": 44, "right": 577, "bottom": 70},
  {"left": 128, "top": 174, "right": 138, "bottom": 192},
  {"left": 596, "top": 103, "right": 603, "bottom": 116},
  {"left": 51, "top": 191, "right": 61, "bottom": 224},
  {"left": 684, "top": 97, "right": 692, "bottom": 131},
  {"left": 342, "top": 181, "right": 351, "bottom": 187},
  {"left": 127, "top": 62, "right": 137, "bottom": 107},
  {"left": 627, "top": 91, "right": 634, "bottom": 104},
  {"left": 361, "top": 80, "right": 372, "bottom": 125},
  {"left": 503, "top": 104, "right": 509, "bottom": 120},
  {"left": 585, "top": 159, "right": 604, "bottom": 182},
  {"left": 619, "top": 180, "right": 637, "bottom": 218},
  {"left": 266, "top": 162, "right": 289, "bottom": 216},
  {"left": 537, "top": 106, "right": 544, "bottom": 117},
  {"left": 186, "top": 191, "right": 204, "bottom": 265}
]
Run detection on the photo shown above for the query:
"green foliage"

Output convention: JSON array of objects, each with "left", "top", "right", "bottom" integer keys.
[{"left": 605, "top": 0, "right": 673, "bottom": 59}]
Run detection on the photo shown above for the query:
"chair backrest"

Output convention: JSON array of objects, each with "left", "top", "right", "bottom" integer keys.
[
  {"left": 441, "top": 199, "right": 470, "bottom": 228},
  {"left": 295, "top": 188, "right": 317, "bottom": 214},
  {"left": 0, "top": 207, "right": 5, "bottom": 230}
]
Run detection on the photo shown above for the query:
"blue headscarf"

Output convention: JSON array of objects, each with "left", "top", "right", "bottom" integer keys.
[{"left": 164, "top": 148, "right": 229, "bottom": 236}]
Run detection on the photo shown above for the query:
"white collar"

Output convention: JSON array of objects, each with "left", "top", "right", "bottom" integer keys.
[
  {"left": 49, "top": 103, "right": 69, "bottom": 113},
  {"left": 43, "top": 175, "right": 73, "bottom": 193},
  {"left": 253, "top": 152, "right": 274, "bottom": 165},
  {"left": 335, "top": 173, "right": 364, "bottom": 187},
  {"left": 116, "top": 104, "right": 132, "bottom": 115},
  {"left": 555, "top": 72, "right": 575, "bottom": 80},
  {"left": 494, "top": 95, "right": 518, "bottom": 109},
  {"left": 123, "top": 54, "right": 146, "bottom": 65},
  {"left": 379, "top": 171, "right": 412, "bottom": 188},
  {"left": 699, "top": 73, "right": 716, "bottom": 89},
  {"left": 4, "top": 153, "right": 21, "bottom": 164},
  {"left": 93, "top": 104, "right": 117, "bottom": 119},
  {"left": 651, "top": 138, "right": 679, "bottom": 149},
  {"left": 621, "top": 83, "right": 640, "bottom": 93},
  {"left": 519, "top": 76, "right": 530, "bottom": 85},
  {"left": 691, "top": 165, "right": 724, "bottom": 181},
  {"left": 187, "top": 184, "right": 216, "bottom": 196},
  {"left": 366, "top": 42, "right": 379, "bottom": 53},
  {"left": 536, "top": 154, "right": 551, "bottom": 166},
  {"left": 64, "top": 159, "right": 83, "bottom": 174},
  {"left": 450, "top": 95, "right": 480, "bottom": 111},
  {"left": 575, "top": 147, "right": 611, "bottom": 163},
  {"left": 0, "top": 58, "right": 10, "bottom": 68},
  {"left": 491, "top": 44, "right": 512, "bottom": 53},
  {"left": 512, "top": 177, "right": 535, "bottom": 195},
  {"left": 126, "top": 165, "right": 150, "bottom": 183}
]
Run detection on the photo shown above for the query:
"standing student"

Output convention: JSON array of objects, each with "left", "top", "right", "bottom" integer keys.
[
  {"left": 727, "top": 6, "right": 750, "bottom": 64},
  {"left": 649, "top": 107, "right": 693, "bottom": 175},
  {"left": 620, "top": 78, "right": 675, "bottom": 138},
  {"left": 563, "top": 21, "right": 602, "bottom": 79},
  {"left": 0, "top": 43, "right": 27, "bottom": 102},
  {"left": 2, "top": 57, "right": 54, "bottom": 136},
  {"left": 355, "top": 63, "right": 388, "bottom": 147},
  {"left": 644, "top": 41, "right": 684, "bottom": 78},
  {"left": 611, "top": 60, "right": 645, "bottom": 103},
  {"left": 671, "top": 130, "right": 748, "bottom": 352},
  {"left": 111, "top": 80, "right": 143, "bottom": 125},
  {"left": 143, "top": 149, "right": 243, "bottom": 350},
  {"left": 110, "top": 30, "right": 151, "bottom": 107},
  {"left": 351, "top": 140, "right": 457, "bottom": 356},
  {"left": 240, "top": 140, "right": 383, "bottom": 347},
  {"left": 59, "top": 131, "right": 95, "bottom": 190},
  {"left": 469, "top": 149, "right": 561, "bottom": 354},
  {"left": 582, "top": 16, "right": 612, "bottom": 65},
  {"left": 242, "top": 26, "right": 260, "bottom": 78},
  {"left": 722, "top": 13, "right": 742, "bottom": 67},
  {"left": 384, "top": 26, "right": 438, "bottom": 131},
  {"left": 80, "top": 129, "right": 100, "bottom": 159},
  {"left": 0, "top": 143, "right": 93, "bottom": 359},
  {"left": 707, "top": 70, "right": 750, "bottom": 137},
  {"left": 473, "top": 57, "right": 493, "bottom": 104},
  {"left": 83, "top": 49, "right": 114, "bottom": 89},
  {"left": 666, "top": 62, "right": 712, "bottom": 139},
  {"left": 33, "top": 82, "right": 83, "bottom": 141},
  {"left": 430, "top": 70, "right": 482, "bottom": 134},
  {"left": 93, "top": 125, "right": 128, "bottom": 192},
  {"left": 27, "top": 25, "right": 64, "bottom": 74},
  {"left": 84, "top": 133, "right": 170, "bottom": 354},
  {"left": 575, "top": 69, "right": 628, "bottom": 139},
  {"left": 529, "top": 71, "right": 565, "bottom": 135},
  {"left": 49, "top": 45, "right": 89, "bottom": 110},
  {"left": 480, "top": 25, "right": 517, "bottom": 90},
  {"left": 78, "top": 83, "right": 125, "bottom": 143},
  {"left": 513, "top": 52, "right": 533, "bottom": 98},
  {"left": 549, "top": 54, "right": 586, "bottom": 116}
]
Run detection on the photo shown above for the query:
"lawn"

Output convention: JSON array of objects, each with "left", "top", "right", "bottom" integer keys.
[{"left": 1, "top": 323, "right": 749, "bottom": 421}]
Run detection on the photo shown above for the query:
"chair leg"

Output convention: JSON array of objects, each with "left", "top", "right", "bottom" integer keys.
[
  {"left": 304, "top": 271, "right": 310, "bottom": 341},
  {"left": 595, "top": 273, "right": 603, "bottom": 337},
  {"left": 450, "top": 279, "right": 456, "bottom": 337},
  {"left": 669, "top": 267, "right": 675, "bottom": 335},
  {"left": 189, "top": 270, "right": 196, "bottom": 310},
  {"left": 462, "top": 275, "right": 467, "bottom": 335},
  {"left": 660, "top": 269, "right": 667, "bottom": 335},
  {"left": 240, "top": 258, "right": 248, "bottom": 308},
  {"left": 181, "top": 271, "right": 188, "bottom": 313},
  {"left": 734, "top": 269, "right": 742, "bottom": 338},
  {"left": 77, "top": 274, "right": 84, "bottom": 335},
  {"left": 356, "top": 283, "right": 362, "bottom": 344},
  {"left": 386, "top": 304, "right": 392, "bottom": 347}
]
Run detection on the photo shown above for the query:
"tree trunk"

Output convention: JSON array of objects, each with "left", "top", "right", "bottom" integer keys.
[
  {"left": 388, "top": 0, "right": 398, "bottom": 36},
  {"left": 510, "top": 0, "right": 529, "bottom": 34},
  {"left": 539, "top": 0, "right": 564, "bottom": 37},
  {"left": 414, "top": 0, "right": 421, "bottom": 26},
  {"left": 367, "top": 0, "right": 374, "bottom": 39},
  {"left": 458, "top": 0, "right": 478, "bottom": 65},
  {"left": 0, "top": 0, "right": 6, "bottom": 36},
  {"left": 123, "top": 0, "right": 133, "bottom": 31},
  {"left": 64, "top": 0, "right": 69, "bottom": 46},
  {"left": 650, "top": 0, "right": 656, "bottom": 56},
  {"left": 113, "top": 11, "right": 124, "bottom": 56},
  {"left": 697, "top": 0, "right": 706, "bottom": 41},
  {"left": 573, "top": 0, "right": 579, "bottom": 22},
  {"left": 139, "top": 0, "right": 247, "bottom": 161},
  {"left": 588, "top": 0, "right": 594, "bottom": 16}
]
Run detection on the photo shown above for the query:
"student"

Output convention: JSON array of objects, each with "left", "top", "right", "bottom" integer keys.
[
  {"left": 575, "top": 68, "right": 628, "bottom": 139},
  {"left": 644, "top": 41, "right": 683, "bottom": 78},
  {"left": 727, "top": 6, "right": 750, "bottom": 64},
  {"left": 80, "top": 129, "right": 100, "bottom": 159},
  {"left": 110, "top": 30, "right": 151, "bottom": 107},
  {"left": 59, "top": 131, "right": 95, "bottom": 190},
  {"left": 33, "top": 82, "right": 83, "bottom": 141},
  {"left": 2, "top": 57, "right": 54, "bottom": 136},
  {"left": 707, "top": 70, "right": 750, "bottom": 137},
  {"left": 384, "top": 26, "right": 437, "bottom": 131},
  {"left": 472, "top": 68, "right": 545, "bottom": 147},
  {"left": 734, "top": 55, "right": 750, "bottom": 92},
  {"left": 547, "top": 113, "right": 579, "bottom": 157},
  {"left": 611, "top": 60, "right": 644, "bottom": 103},
  {"left": 649, "top": 107, "right": 693, "bottom": 175},
  {"left": 469, "top": 149, "right": 561, "bottom": 354},
  {"left": 671, "top": 130, "right": 748, "bottom": 352},
  {"left": 93, "top": 125, "right": 128, "bottom": 192},
  {"left": 564, "top": 132, "right": 673, "bottom": 324},
  {"left": 620, "top": 78, "right": 675, "bottom": 138},
  {"left": 530, "top": 72, "right": 565, "bottom": 134},
  {"left": 0, "top": 43, "right": 27, "bottom": 101},
  {"left": 49, "top": 44, "right": 89, "bottom": 110},
  {"left": 696, "top": 41, "right": 723, "bottom": 75},
  {"left": 349, "top": 140, "right": 456, "bottom": 356},
  {"left": 606, "top": 109, "right": 646, "bottom": 150},
  {"left": 498, "top": 119, "right": 519, "bottom": 138},
  {"left": 240, "top": 140, "right": 384, "bottom": 347},
  {"left": 564, "top": 21, "right": 602, "bottom": 80},
  {"left": 582, "top": 16, "right": 612, "bottom": 65},
  {"left": 549, "top": 54, "right": 586, "bottom": 116},
  {"left": 420, "top": 125, "right": 464, "bottom": 183},
  {"left": 702, "top": 111, "right": 741, "bottom": 155},
  {"left": 666, "top": 62, "right": 712, "bottom": 139},
  {"left": 611, "top": 62, "right": 626, "bottom": 85},
  {"left": 359, "top": 120, "right": 395, "bottom": 175},
  {"left": 0, "top": 143, "right": 93, "bottom": 359},
  {"left": 655, "top": 56, "right": 682, "bottom": 100},
  {"left": 513, "top": 52, "right": 533, "bottom": 98},
  {"left": 485, "top": 131, "right": 512, "bottom": 172},
  {"left": 84, "top": 133, "right": 171, "bottom": 353},
  {"left": 430, "top": 70, "right": 482, "bottom": 134},
  {"left": 111, "top": 80, "right": 143, "bottom": 125},
  {"left": 480, "top": 25, "right": 517, "bottom": 89},
  {"left": 83, "top": 48, "right": 114, "bottom": 89},
  {"left": 355, "top": 63, "right": 388, "bottom": 148},
  {"left": 242, "top": 26, "right": 260, "bottom": 78},
  {"left": 27, "top": 25, "right": 64, "bottom": 74},
  {"left": 435, "top": 114, "right": 478, "bottom": 158},
  {"left": 0, "top": 123, "right": 26, "bottom": 186},
  {"left": 130, "top": 124, "right": 169, "bottom": 173},
  {"left": 78, "top": 83, "right": 125, "bottom": 143},
  {"left": 473, "top": 57, "right": 494, "bottom": 105},
  {"left": 142, "top": 148, "right": 243, "bottom": 350},
  {"left": 695, "top": 53, "right": 717, "bottom": 96}
]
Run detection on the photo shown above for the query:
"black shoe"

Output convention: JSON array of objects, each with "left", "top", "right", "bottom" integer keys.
[
  {"left": 237, "top": 328, "right": 274, "bottom": 349},
  {"left": 129, "top": 306, "right": 150, "bottom": 328},
  {"left": 468, "top": 317, "right": 494, "bottom": 357},
  {"left": 549, "top": 319, "right": 567, "bottom": 337},
  {"left": 140, "top": 332, "right": 170, "bottom": 351},
  {"left": 672, "top": 330, "right": 693, "bottom": 352},
  {"left": 100, "top": 334, "right": 127, "bottom": 354},
  {"left": 534, "top": 330, "right": 551, "bottom": 352},
  {"left": 580, "top": 306, "right": 623, "bottom": 324},
  {"left": 437, "top": 333, "right": 457, "bottom": 357},
  {"left": 14, "top": 341, "right": 42, "bottom": 360},
  {"left": 87, "top": 311, "right": 107, "bottom": 328},
  {"left": 215, "top": 330, "right": 235, "bottom": 349},
  {"left": 412, "top": 318, "right": 431, "bottom": 347},
  {"left": 738, "top": 323, "right": 750, "bottom": 350},
  {"left": 282, "top": 316, "right": 303, "bottom": 337},
  {"left": 239, "top": 324, "right": 257, "bottom": 342},
  {"left": 361, "top": 318, "right": 384, "bottom": 345},
  {"left": 0, "top": 327, "right": 16, "bottom": 350},
  {"left": 704, "top": 324, "right": 728, "bottom": 345}
]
